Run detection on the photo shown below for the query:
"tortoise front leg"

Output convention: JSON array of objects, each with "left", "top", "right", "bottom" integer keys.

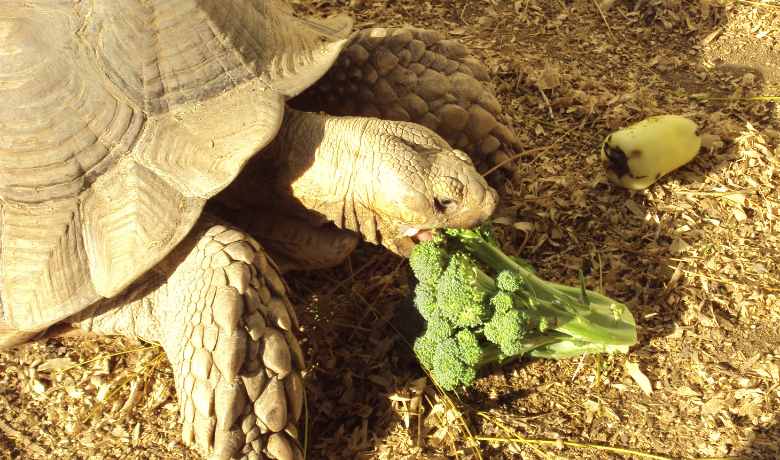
[
  {"left": 228, "top": 210, "right": 360, "bottom": 273},
  {"left": 69, "top": 219, "right": 304, "bottom": 460},
  {"left": 291, "top": 27, "right": 520, "bottom": 164}
]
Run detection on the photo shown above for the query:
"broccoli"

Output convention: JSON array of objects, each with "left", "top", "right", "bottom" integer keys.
[
  {"left": 412, "top": 334, "right": 437, "bottom": 370},
  {"left": 489, "top": 291, "right": 515, "bottom": 314},
  {"left": 408, "top": 225, "right": 637, "bottom": 391},
  {"left": 425, "top": 312, "right": 454, "bottom": 340},
  {"left": 413, "top": 283, "right": 437, "bottom": 321},
  {"left": 484, "top": 309, "right": 528, "bottom": 356},
  {"left": 446, "top": 227, "right": 637, "bottom": 346},
  {"left": 408, "top": 240, "right": 447, "bottom": 286},
  {"left": 430, "top": 337, "right": 476, "bottom": 389},
  {"left": 455, "top": 329, "right": 482, "bottom": 366},
  {"left": 495, "top": 270, "right": 523, "bottom": 293},
  {"left": 436, "top": 253, "right": 494, "bottom": 327},
  {"left": 414, "top": 327, "right": 480, "bottom": 389}
]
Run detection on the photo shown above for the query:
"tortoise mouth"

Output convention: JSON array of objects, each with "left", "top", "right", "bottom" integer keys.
[
  {"left": 391, "top": 227, "right": 435, "bottom": 257},
  {"left": 402, "top": 227, "right": 435, "bottom": 242}
]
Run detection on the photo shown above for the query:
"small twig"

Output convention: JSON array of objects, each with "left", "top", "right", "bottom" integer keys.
[
  {"left": 591, "top": 0, "right": 616, "bottom": 42},
  {"left": 666, "top": 266, "right": 738, "bottom": 286},
  {"left": 473, "top": 418, "right": 745, "bottom": 460},
  {"left": 56, "top": 344, "right": 161, "bottom": 375},
  {"left": 596, "top": 249, "right": 604, "bottom": 294},
  {"left": 329, "top": 321, "right": 372, "bottom": 332},
  {"left": 303, "top": 388, "right": 310, "bottom": 460},
  {"left": 537, "top": 85, "right": 555, "bottom": 119},
  {"left": 482, "top": 125, "right": 579, "bottom": 177},
  {"left": 570, "top": 353, "right": 588, "bottom": 382},
  {"left": 677, "top": 187, "right": 758, "bottom": 197},
  {"left": 475, "top": 436, "right": 744, "bottom": 459},
  {"left": 486, "top": 414, "right": 553, "bottom": 460}
]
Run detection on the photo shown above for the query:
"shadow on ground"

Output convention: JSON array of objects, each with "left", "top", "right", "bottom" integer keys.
[{"left": 292, "top": 0, "right": 780, "bottom": 459}]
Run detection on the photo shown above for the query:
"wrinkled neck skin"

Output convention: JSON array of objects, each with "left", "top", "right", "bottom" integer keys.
[{"left": 264, "top": 109, "right": 383, "bottom": 243}]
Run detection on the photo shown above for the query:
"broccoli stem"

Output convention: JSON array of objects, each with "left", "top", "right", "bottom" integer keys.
[
  {"left": 528, "top": 339, "right": 630, "bottom": 359},
  {"left": 478, "top": 333, "right": 569, "bottom": 365},
  {"left": 473, "top": 266, "right": 498, "bottom": 292},
  {"left": 452, "top": 229, "right": 636, "bottom": 347}
]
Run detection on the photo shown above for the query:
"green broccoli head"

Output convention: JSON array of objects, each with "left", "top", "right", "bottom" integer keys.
[
  {"left": 414, "top": 313, "right": 455, "bottom": 371},
  {"left": 409, "top": 241, "right": 448, "bottom": 286},
  {"left": 431, "top": 337, "right": 477, "bottom": 390},
  {"left": 496, "top": 270, "right": 523, "bottom": 293},
  {"left": 413, "top": 334, "right": 437, "bottom": 371},
  {"left": 455, "top": 329, "right": 482, "bottom": 366},
  {"left": 436, "top": 253, "right": 493, "bottom": 327},
  {"left": 484, "top": 309, "right": 530, "bottom": 357},
  {"left": 425, "top": 313, "right": 454, "bottom": 340},
  {"left": 490, "top": 291, "right": 515, "bottom": 314},
  {"left": 414, "top": 283, "right": 438, "bottom": 321},
  {"left": 414, "top": 318, "right": 479, "bottom": 390}
]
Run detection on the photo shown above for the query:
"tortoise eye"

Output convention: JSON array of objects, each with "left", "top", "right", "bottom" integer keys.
[{"left": 434, "top": 196, "right": 458, "bottom": 213}]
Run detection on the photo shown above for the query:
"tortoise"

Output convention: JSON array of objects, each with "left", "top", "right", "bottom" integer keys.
[{"left": 0, "top": 1, "right": 517, "bottom": 458}]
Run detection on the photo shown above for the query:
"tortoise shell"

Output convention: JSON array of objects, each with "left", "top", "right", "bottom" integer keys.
[{"left": 0, "top": 0, "right": 349, "bottom": 331}]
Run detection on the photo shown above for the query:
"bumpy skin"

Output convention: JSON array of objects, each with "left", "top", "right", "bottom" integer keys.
[
  {"left": 222, "top": 213, "right": 361, "bottom": 273},
  {"left": 293, "top": 27, "right": 520, "bottom": 160},
  {"left": 69, "top": 221, "right": 304, "bottom": 460}
]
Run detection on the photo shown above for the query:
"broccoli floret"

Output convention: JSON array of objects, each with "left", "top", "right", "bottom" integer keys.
[
  {"left": 414, "top": 282, "right": 438, "bottom": 320},
  {"left": 425, "top": 313, "right": 453, "bottom": 341},
  {"left": 490, "top": 291, "right": 515, "bottom": 314},
  {"left": 484, "top": 309, "right": 529, "bottom": 356},
  {"left": 496, "top": 270, "right": 523, "bottom": 293},
  {"left": 414, "top": 312, "right": 455, "bottom": 371},
  {"left": 436, "top": 253, "right": 495, "bottom": 327},
  {"left": 409, "top": 240, "right": 448, "bottom": 286},
  {"left": 415, "top": 324, "right": 481, "bottom": 390},
  {"left": 455, "top": 329, "right": 482, "bottom": 366},
  {"left": 413, "top": 334, "right": 437, "bottom": 370},
  {"left": 431, "top": 337, "right": 477, "bottom": 390}
]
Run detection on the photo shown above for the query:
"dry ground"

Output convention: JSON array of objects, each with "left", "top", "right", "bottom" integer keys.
[{"left": 1, "top": 1, "right": 779, "bottom": 459}]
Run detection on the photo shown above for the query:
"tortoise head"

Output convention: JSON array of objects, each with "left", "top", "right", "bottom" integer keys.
[
  {"left": 281, "top": 114, "right": 498, "bottom": 255},
  {"left": 362, "top": 122, "right": 498, "bottom": 253}
]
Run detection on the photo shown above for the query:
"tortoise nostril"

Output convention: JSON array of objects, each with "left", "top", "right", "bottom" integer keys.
[{"left": 434, "top": 197, "right": 458, "bottom": 213}]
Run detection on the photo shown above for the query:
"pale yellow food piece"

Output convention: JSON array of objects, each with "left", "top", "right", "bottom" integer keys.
[{"left": 601, "top": 115, "right": 702, "bottom": 190}]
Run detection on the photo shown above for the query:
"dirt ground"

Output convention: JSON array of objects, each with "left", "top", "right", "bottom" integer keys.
[{"left": 1, "top": 1, "right": 779, "bottom": 459}]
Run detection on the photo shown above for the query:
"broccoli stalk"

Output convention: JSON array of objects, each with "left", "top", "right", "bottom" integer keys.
[
  {"left": 409, "top": 226, "right": 638, "bottom": 391},
  {"left": 446, "top": 228, "right": 636, "bottom": 347}
]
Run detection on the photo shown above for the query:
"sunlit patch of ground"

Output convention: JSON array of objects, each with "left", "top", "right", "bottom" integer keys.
[{"left": 2, "top": 1, "right": 778, "bottom": 459}]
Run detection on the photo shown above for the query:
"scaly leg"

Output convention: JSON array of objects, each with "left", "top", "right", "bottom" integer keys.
[
  {"left": 224, "top": 208, "right": 360, "bottom": 273},
  {"left": 69, "top": 219, "right": 304, "bottom": 460}
]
